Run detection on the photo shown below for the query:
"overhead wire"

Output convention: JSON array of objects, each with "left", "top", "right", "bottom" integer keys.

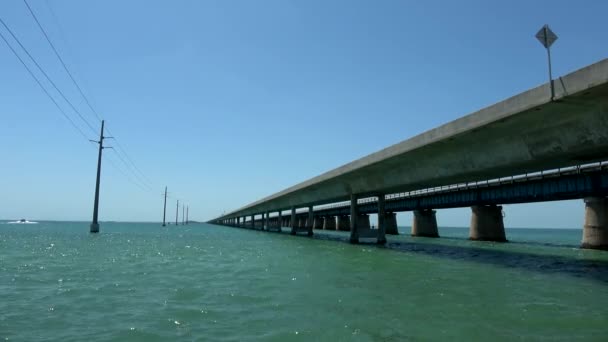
[
  {"left": 103, "top": 153, "right": 149, "bottom": 192},
  {"left": 0, "top": 16, "right": 98, "bottom": 135},
  {"left": 22, "top": 1, "right": 154, "bottom": 189},
  {"left": 0, "top": 28, "right": 91, "bottom": 141},
  {"left": 23, "top": 0, "right": 101, "bottom": 121},
  {"left": 108, "top": 144, "right": 152, "bottom": 191}
]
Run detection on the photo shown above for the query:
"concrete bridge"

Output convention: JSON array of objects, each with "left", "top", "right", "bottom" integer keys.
[{"left": 210, "top": 58, "right": 608, "bottom": 250}]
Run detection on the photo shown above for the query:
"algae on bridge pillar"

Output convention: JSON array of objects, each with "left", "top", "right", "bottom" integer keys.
[{"left": 582, "top": 197, "right": 608, "bottom": 250}]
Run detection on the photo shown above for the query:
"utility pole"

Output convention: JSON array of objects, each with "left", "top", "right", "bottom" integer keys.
[
  {"left": 186, "top": 206, "right": 189, "bottom": 224},
  {"left": 162, "top": 186, "right": 167, "bottom": 226},
  {"left": 90, "top": 120, "right": 105, "bottom": 233},
  {"left": 182, "top": 205, "right": 185, "bottom": 225},
  {"left": 175, "top": 200, "right": 179, "bottom": 225}
]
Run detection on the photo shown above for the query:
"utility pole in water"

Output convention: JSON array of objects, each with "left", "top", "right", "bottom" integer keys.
[
  {"left": 186, "top": 206, "right": 189, "bottom": 224},
  {"left": 162, "top": 186, "right": 167, "bottom": 226},
  {"left": 182, "top": 205, "right": 185, "bottom": 225},
  {"left": 175, "top": 200, "right": 179, "bottom": 225},
  {"left": 90, "top": 120, "right": 106, "bottom": 233}
]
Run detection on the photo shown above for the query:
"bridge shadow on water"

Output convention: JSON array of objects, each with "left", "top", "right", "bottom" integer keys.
[
  {"left": 310, "top": 232, "right": 608, "bottom": 284},
  {"left": 436, "top": 235, "right": 581, "bottom": 249}
]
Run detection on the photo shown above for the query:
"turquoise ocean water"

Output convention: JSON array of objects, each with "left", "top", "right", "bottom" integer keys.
[{"left": 1, "top": 222, "right": 607, "bottom": 341}]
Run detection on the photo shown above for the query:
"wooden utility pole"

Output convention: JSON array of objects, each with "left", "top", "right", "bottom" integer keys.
[
  {"left": 162, "top": 186, "right": 167, "bottom": 226},
  {"left": 90, "top": 120, "right": 105, "bottom": 233}
]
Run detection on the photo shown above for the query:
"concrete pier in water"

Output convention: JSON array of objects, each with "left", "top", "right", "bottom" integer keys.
[
  {"left": 582, "top": 197, "right": 608, "bottom": 250},
  {"left": 412, "top": 209, "right": 439, "bottom": 237},
  {"left": 385, "top": 213, "right": 399, "bottom": 235},
  {"left": 469, "top": 205, "right": 506, "bottom": 242}
]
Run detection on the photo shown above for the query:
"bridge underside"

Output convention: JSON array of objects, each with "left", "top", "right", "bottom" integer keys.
[
  {"left": 212, "top": 59, "right": 608, "bottom": 250},
  {"left": 225, "top": 60, "right": 608, "bottom": 216}
]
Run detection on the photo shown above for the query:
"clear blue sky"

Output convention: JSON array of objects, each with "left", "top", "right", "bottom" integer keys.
[{"left": 0, "top": 0, "right": 606, "bottom": 227}]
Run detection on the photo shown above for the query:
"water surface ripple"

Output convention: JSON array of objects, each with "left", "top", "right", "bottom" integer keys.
[{"left": 1, "top": 222, "right": 607, "bottom": 341}]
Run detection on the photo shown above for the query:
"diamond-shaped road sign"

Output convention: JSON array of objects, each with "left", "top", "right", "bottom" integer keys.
[{"left": 536, "top": 24, "right": 558, "bottom": 49}]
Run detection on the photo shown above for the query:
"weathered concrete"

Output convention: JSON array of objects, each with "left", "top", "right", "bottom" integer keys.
[
  {"left": 323, "top": 216, "right": 336, "bottom": 230},
  {"left": 582, "top": 197, "right": 608, "bottom": 250},
  {"left": 212, "top": 59, "right": 608, "bottom": 222},
  {"left": 377, "top": 196, "right": 387, "bottom": 244},
  {"left": 349, "top": 195, "right": 359, "bottom": 243},
  {"left": 307, "top": 206, "right": 314, "bottom": 236},
  {"left": 412, "top": 209, "right": 439, "bottom": 237},
  {"left": 337, "top": 215, "right": 350, "bottom": 231},
  {"left": 385, "top": 213, "right": 399, "bottom": 235},
  {"left": 356, "top": 214, "right": 377, "bottom": 239},
  {"left": 469, "top": 205, "right": 506, "bottom": 242}
]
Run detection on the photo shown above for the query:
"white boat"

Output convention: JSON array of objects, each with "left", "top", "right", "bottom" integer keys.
[{"left": 7, "top": 219, "right": 38, "bottom": 224}]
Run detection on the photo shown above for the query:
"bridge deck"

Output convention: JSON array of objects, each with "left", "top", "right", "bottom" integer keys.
[{"left": 216, "top": 58, "right": 608, "bottom": 220}]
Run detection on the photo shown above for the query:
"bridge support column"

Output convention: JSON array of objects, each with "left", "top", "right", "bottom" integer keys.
[
  {"left": 377, "top": 195, "right": 387, "bottom": 244},
  {"left": 307, "top": 206, "right": 314, "bottom": 236},
  {"left": 412, "top": 209, "right": 439, "bottom": 237},
  {"left": 313, "top": 216, "right": 323, "bottom": 230},
  {"left": 290, "top": 208, "right": 297, "bottom": 235},
  {"left": 251, "top": 215, "right": 255, "bottom": 229},
  {"left": 357, "top": 214, "right": 370, "bottom": 229},
  {"left": 385, "top": 213, "right": 398, "bottom": 234},
  {"left": 337, "top": 215, "right": 350, "bottom": 231},
  {"left": 469, "top": 205, "right": 506, "bottom": 242},
  {"left": 350, "top": 194, "right": 359, "bottom": 244},
  {"left": 582, "top": 197, "right": 608, "bottom": 250},
  {"left": 323, "top": 216, "right": 336, "bottom": 230},
  {"left": 264, "top": 212, "right": 269, "bottom": 230},
  {"left": 277, "top": 212, "right": 283, "bottom": 231}
]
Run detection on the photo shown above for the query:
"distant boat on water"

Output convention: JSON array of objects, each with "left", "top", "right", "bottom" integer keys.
[{"left": 7, "top": 219, "right": 38, "bottom": 224}]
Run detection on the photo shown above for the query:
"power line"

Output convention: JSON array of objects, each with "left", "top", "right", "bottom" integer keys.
[
  {"left": 23, "top": 0, "right": 102, "bottom": 122},
  {"left": 23, "top": 1, "right": 154, "bottom": 188},
  {"left": 0, "top": 29, "right": 90, "bottom": 141},
  {"left": 0, "top": 16, "right": 98, "bottom": 135},
  {"left": 110, "top": 147, "right": 152, "bottom": 191},
  {"left": 105, "top": 129, "right": 154, "bottom": 187},
  {"left": 103, "top": 153, "right": 149, "bottom": 192}
]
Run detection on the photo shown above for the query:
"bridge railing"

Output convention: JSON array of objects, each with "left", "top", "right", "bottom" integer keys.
[{"left": 309, "top": 161, "right": 607, "bottom": 213}]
